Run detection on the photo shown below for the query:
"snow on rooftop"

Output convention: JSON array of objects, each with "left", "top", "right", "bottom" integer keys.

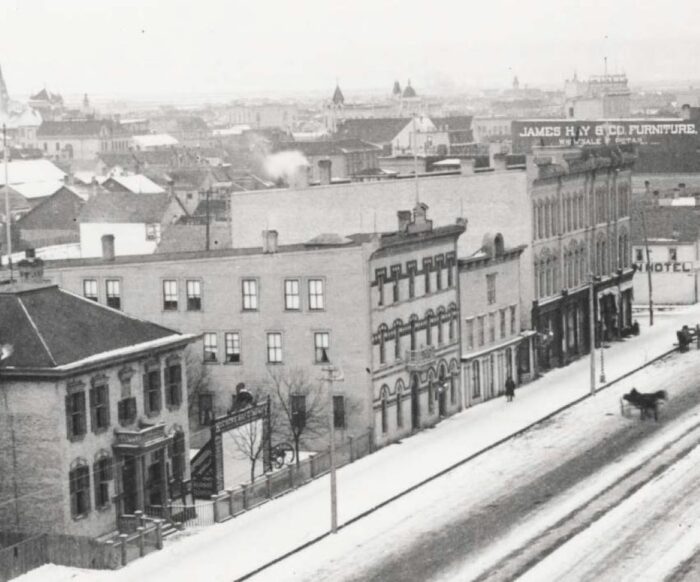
[
  {"left": 0, "top": 159, "right": 66, "bottom": 186},
  {"left": 11, "top": 180, "right": 65, "bottom": 199},
  {"left": 132, "top": 133, "right": 179, "bottom": 148},
  {"left": 110, "top": 174, "right": 165, "bottom": 194}
]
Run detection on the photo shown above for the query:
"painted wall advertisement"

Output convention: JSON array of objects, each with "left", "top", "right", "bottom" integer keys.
[
  {"left": 633, "top": 261, "right": 694, "bottom": 273},
  {"left": 512, "top": 120, "right": 699, "bottom": 150}
]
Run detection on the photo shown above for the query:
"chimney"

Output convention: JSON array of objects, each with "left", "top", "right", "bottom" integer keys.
[
  {"left": 318, "top": 159, "right": 332, "bottom": 186},
  {"left": 460, "top": 158, "right": 475, "bottom": 175},
  {"left": 17, "top": 249, "right": 45, "bottom": 281},
  {"left": 397, "top": 210, "right": 411, "bottom": 232},
  {"left": 101, "top": 234, "right": 115, "bottom": 261},
  {"left": 262, "top": 229, "right": 278, "bottom": 254}
]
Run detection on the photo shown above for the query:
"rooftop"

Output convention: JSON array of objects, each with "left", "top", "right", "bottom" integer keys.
[
  {"left": 0, "top": 283, "right": 183, "bottom": 371},
  {"left": 335, "top": 118, "right": 411, "bottom": 146},
  {"left": 0, "top": 159, "right": 66, "bottom": 186},
  {"left": 79, "top": 191, "right": 174, "bottom": 223}
]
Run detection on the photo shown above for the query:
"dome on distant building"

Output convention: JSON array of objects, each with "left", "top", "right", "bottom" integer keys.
[
  {"left": 402, "top": 79, "right": 417, "bottom": 98},
  {"left": 392, "top": 80, "right": 402, "bottom": 96},
  {"left": 331, "top": 84, "right": 345, "bottom": 106}
]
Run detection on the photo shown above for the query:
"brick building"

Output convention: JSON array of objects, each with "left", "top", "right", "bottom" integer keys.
[
  {"left": 0, "top": 275, "right": 195, "bottom": 538},
  {"left": 42, "top": 205, "right": 466, "bottom": 448}
]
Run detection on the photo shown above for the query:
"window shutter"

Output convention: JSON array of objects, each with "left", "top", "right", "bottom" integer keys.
[
  {"left": 143, "top": 374, "right": 150, "bottom": 415},
  {"left": 65, "top": 395, "right": 73, "bottom": 438},
  {"left": 89, "top": 387, "right": 97, "bottom": 433},
  {"left": 103, "top": 385, "right": 111, "bottom": 428},
  {"left": 155, "top": 371, "right": 162, "bottom": 412},
  {"left": 69, "top": 470, "right": 77, "bottom": 516},
  {"left": 77, "top": 392, "right": 86, "bottom": 436},
  {"left": 164, "top": 366, "right": 171, "bottom": 407}
]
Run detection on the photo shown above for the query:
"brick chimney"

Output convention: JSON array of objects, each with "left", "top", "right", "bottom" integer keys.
[
  {"left": 101, "top": 234, "right": 115, "bottom": 261},
  {"left": 397, "top": 210, "right": 411, "bottom": 232},
  {"left": 262, "top": 230, "right": 278, "bottom": 253},
  {"left": 17, "top": 249, "right": 45, "bottom": 282},
  {"left": 318, "top": 159, "right": 332, "bottom": 186}
]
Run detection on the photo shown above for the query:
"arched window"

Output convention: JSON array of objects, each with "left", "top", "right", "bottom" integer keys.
[
  {"left": 93, "top": 450, "right": 113, "bottom": 510},
  {"left": 538, "top": 203, "right": 545, "bottom": 239},
  {"left": 425, "top": 310, "right": 434, "bottom": 346},
  {"left": 378, "top": 324, "right": 388, "bottom": 364},
  {"left": 380, "top": 385, "right": 389, "bottom": 434},
  {"left": 448, "top": 304, "right": 457, "bottom": 341},
  {"left": 436, "top": 308, "right": 445, "bottom": 345},
  {"left": 533, "top": 202, "right": 539, "bottom": 240},
  {"left": 409, "top": 315, "right": 418, "bottom": 351},
  {"left": 394, "top": 320, "right": 403, "bottom": 360},
  {"left": 69, "top": 458, "right": 91, "bottom": 518},
  {"left": 428, "top": 370, "right": 436, "bottom": 414},
  {"left": 472, "top": 361, "right": 481, "bottom": 398},
  {"left": 395, "top": 379, "right": 404, "bottom": 428}
]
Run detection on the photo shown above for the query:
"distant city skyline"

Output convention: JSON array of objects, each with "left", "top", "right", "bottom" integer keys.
[{"left": 1, "top": 0, "right": 700, "bottom": 103}]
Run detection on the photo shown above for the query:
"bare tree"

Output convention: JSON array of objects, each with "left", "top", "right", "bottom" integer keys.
[
  {"left": 264, "top": 366, "right": 327, "bottom": 466},
  {"left": 185, "top": 347, "right": 212, "bottom": 425},
  {"left": 227, "top": 405, "right": 267, "bottom": 483}
]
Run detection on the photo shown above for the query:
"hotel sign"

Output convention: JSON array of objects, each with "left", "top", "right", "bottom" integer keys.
[{"left": 634, "top": 262, "right": 693, "bottom": 273}]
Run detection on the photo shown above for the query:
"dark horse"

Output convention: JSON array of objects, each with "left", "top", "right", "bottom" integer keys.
[{"left": 623, "top": 388, "right": 668, "bottom": 421}]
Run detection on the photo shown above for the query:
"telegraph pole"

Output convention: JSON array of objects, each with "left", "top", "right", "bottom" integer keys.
[
  {"left": 589, "top": 274, "right": 596, "bottom": 395},
  {"left": 321, "top": 348, "right": 343, "bottom": 534},
  {"left": 640, "top": 207, "right": 654, "bottom": 326},
  {"left": 3, "top": 124, "right": 12, "bottom": 281}
]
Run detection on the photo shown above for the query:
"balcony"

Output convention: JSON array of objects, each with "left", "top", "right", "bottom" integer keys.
[
  {"left": 114, "top": 422, "right": 170, "bottom": 452},
  {"left": 404, "top": 346, "right": 437, "bottom": 371}
]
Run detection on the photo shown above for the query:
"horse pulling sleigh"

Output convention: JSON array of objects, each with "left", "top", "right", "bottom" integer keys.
[{"left": 620, "top": 388, "right": 668, "bottom": 421}]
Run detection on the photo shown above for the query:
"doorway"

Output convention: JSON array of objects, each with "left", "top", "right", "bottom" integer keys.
[{"left": 410, "top": 373, "right": 420, "bottom": 430}]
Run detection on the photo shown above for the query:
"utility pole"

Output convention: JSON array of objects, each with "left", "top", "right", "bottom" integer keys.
[
  {"left": 589, "top": 274, "right": 596, "bottom": 395},
  {"left": 3, "top": 124, "right": 12, "bottom": 281},
  {"left": 205, "top": 187, "right": 211, "bottom": 251},
  {"left": 321, "top": 348, "right": 343, "bottom": 534},
  {"left": 640, "top": 206, "right": 654, "bottom": 326}
]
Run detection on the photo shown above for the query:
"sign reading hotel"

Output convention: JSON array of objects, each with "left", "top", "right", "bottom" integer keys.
[
  {"left": 512, "top": 120, "right": 699, "bottom": 150},
  {"left": 634, "top": 261, "right": 693, "bottom": 273}
]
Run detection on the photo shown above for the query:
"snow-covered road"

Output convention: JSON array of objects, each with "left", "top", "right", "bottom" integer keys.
[{"left": 518, "top": 443, "right": 700, "bottom": 582}]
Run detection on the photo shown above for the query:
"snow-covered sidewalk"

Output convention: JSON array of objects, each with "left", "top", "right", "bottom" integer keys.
[{"left": 16, "top": 305, "right": 700, "bottom": 582}]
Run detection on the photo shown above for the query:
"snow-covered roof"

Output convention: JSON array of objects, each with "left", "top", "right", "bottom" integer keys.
[
  {"left": 107, "top": 174, "right": 165, "bottom": 194},
  {"left": 212, "top": 125, "right": 251, "bottom": 136},
  {"left": 0, "top": 159, "right": 66, "bottom": 186},
  {"left": 132, "top": 133, "right": 179, "bottom": 148},
  {"left": 10, "top": 180, "right": 65, "bottom": 200},
  {"left": 432, "top": 159, "right": 461, "bottom": 166}
]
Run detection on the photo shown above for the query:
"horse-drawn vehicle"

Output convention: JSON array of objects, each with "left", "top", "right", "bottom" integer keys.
[{"left": 620, "top": 388, "right": 667, "bottom": 421}]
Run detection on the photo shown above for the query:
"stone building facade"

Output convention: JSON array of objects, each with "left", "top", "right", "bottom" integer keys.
[
  {"left": 529, "top": 145, "right": 635, "bottom": 370},
  {"left": 0, "top": 280, "right": 195, "bottom": 538}
]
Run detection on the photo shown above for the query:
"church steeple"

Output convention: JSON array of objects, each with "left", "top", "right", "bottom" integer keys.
[
  {"left": 331, "top": 83, "right": 345, "bottom": 106},
  {"left": 0, "top": 64, "right": 10, "bottom": 115}
]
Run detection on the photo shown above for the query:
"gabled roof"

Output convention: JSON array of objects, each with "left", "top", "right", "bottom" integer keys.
[
  {"left": 0, "top": 159, "right": 66, "bottom": 186},
  {"left": 275, "top": 139, "right": 380, "bottom": 157},
  {"left": 335, "top": 118, "right": 411, "bottom": 146},
  {"left": 9, "top": 181, "right": 65, "bottom": 200},
  {"left": 0, "top": 283, "right": 181, "bottom": 370},
  {"left": 430, "top": 115, "right": 473, "bottom": 132},
  {"left": 102, "top": 174, "right": 166, "bottom": 195},
  {"left": 37, "top": 119, "right": 122, "bottom": 138},
  {"left": 79, "top": 191, "right": 173, "bottom": 223}
]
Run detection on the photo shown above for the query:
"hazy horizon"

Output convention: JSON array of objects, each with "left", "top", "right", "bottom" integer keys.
[{"left": 2, "top": 0, "right": 700, "bottom": 104}]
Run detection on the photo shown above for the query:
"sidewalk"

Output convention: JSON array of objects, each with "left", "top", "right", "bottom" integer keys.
[{"left": 19, "top": 305, "right": 700, "bottom": 582}]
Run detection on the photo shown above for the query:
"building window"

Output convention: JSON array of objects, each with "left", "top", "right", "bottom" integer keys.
[
  {"left": 267, "top": 332, "right": 283, "bottom": 363},
  {"left": 65, "top": 390, "right": 87, "bottom": 439},
  {"left": 423, "top": 259, "right": 432, "bottom": 294},
  {"left": 472, "top": 362, "right": 481, "bottom": 398},
  {"left": 466, "top": 318, "right": 474, "bottom": 351},
  {"left": 165, "top": 363, "right": 182, "bottom": 408},
  {"left": 143, "top": 367, "right": 162, "bottom": 416},
  {"left": 669, "top": 247, "right": 678, "bottom": 262},
  {"left": 391, "top": 265, "right": 401, "bottom": 303},
  {"left": 145, "top": 223, "right": 159, "bottom": 241},
  {"left": 428, "top": 381, "right": 435, "bottom": 414},
  {"left": 448, "top": 312, "right": 455, "bottom": 341},
  {"left": 478, "top": 316, "right": 485, "bottom": 347},
  {"left": 93, "top": 456, "right": 113, "bottom": 510},
  {"left": 198, "top": 393, "right": 213, "bottom": 425},
  {"left": 163, "top": 280, "right": 178, "bottom": 311},
  {"left": 425, "top": 314, "right": 432, "bottom": 346},
  {"left": 378, "top": 327, "right": 386, "bottom": 364},
  {"left": 394, "top": 322, "right": 402, "bottom": 360},
  {"left": 171, "top": 431, "right": 186, "bottom": 484},
  {"left": 408, "top": 262, "right": 416, "bottom": 298},
  {"left": 203, "top": 333, "right": 218, "bottom": 362},
  {"left": 242, "top": 279, "right": 258, "bottom": 310},
  {"left": 308, "top": 279, "right": 325, "bottom": 310},
  {"left": 489, "top": 313, "right": 496, "bottom": 343},
  {"left": 410, "top": 318, "right": 417, "bottom": 351},
  {"left": 380, "top": 390, "right": 388, "bottom": 434},
  {"left": 435, "top": 257, "right": 444, "bottom": 290},
  {"left": 186, "top": 280, "right": 202, "bottom": 311},
  {"left": 486, "top": 273, "right": 497, "bottom": 305},
  {"left": 314, "top": 332, "right": 330, "bottom": 363},
  {"left": 284, "top": 279, "right": 300, "bottom": 310},
  {"left": 500, "top": 309, "right": 506, "bottom": 339},
  {"left": 291, "top": 394, "right": 306, "bottom": 430},
  {"left": 83, "top": 279, "right": 98, "bottom": 302},
  {"left": 89, "top": 383, "right": 110, "bottom": 432},
  {"left": 437, "top": 313, "right": 444, "bottom": 345},
  {"left": 396, "top": 386, "right": 404, "bottom": 428},
  {"left": 105, "top": 279, "right": 120, "bottom": 309},
  {"left": 69, "top": 463, "right": 91, "bottom": 519},
  {"left": 510, "top": 305, "right": 517, "bottom": 335},
  {"left": 225, "top": 332, "right": 241, "bottom": 363},
  {"left": 118, "top": 396, "right": 137, "bottom": 426},
  {"left": 333, "top": 395, "right": 345, "bottom": 429},
  {"left": 447, "top": 260, "right": 454, "bottom": 287}
]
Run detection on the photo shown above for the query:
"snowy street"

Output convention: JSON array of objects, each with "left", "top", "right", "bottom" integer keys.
[{"left": 15, "top": 306, "right": 700, "bottom": 582}]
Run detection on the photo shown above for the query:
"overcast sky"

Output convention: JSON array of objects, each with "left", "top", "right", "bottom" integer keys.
[{"left": 1, "top": 0, "right": 699, "bottom": 101}]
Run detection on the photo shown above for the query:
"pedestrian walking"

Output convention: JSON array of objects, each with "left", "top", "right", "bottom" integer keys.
[{"left": 505, "top": 375, "right": 515, "bottom": 402}]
